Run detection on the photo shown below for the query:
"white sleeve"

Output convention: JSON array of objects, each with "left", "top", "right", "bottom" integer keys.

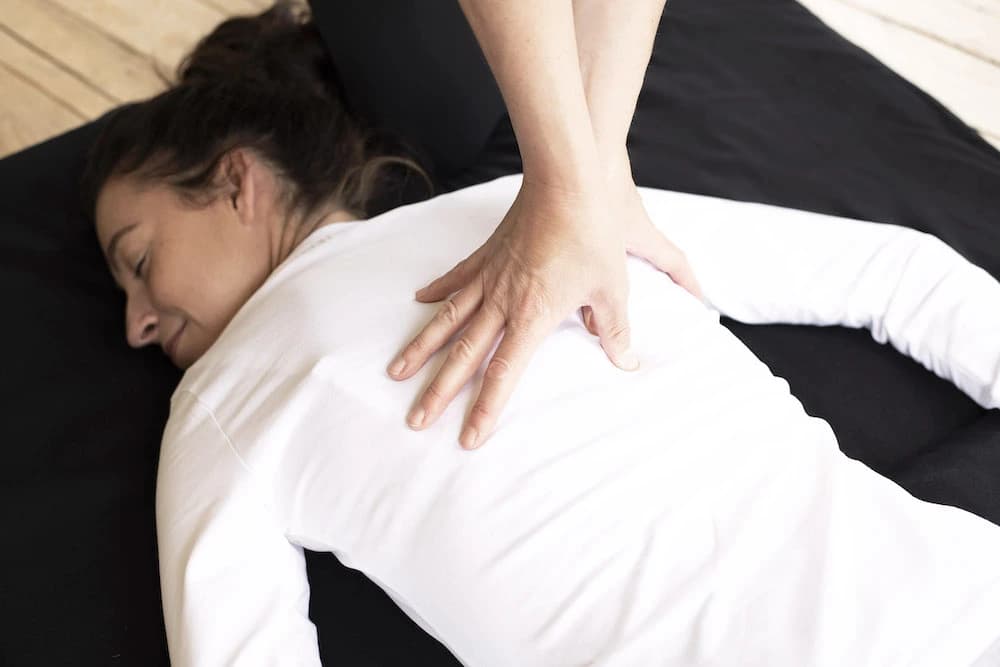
[
  {"left": 641, "top": 188, "right": 1000, "bottom": 410},
  {"left": 157, "top": 390, "right": 322, "bottom": 667}
]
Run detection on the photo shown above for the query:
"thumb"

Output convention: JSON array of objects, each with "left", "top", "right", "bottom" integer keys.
[
  {"left": 627, "top": 227, "right": 705, "bottom": 302},
  {"left": 580, "top": 305, "right": 599, "bottom": 336},
  {"left": 588, "top": 295, "right": 640, "bottom": 372}
]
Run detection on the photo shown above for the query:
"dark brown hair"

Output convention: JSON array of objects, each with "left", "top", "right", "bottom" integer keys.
[{"left": 81, "top": 1, "right": 432, "bottom": 229}]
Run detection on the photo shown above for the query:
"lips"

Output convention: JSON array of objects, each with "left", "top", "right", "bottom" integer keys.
[{"left": 163, "top": 323, "right": 186, "bottom": 361}]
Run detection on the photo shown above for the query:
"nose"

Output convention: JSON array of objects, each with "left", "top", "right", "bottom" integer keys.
[{"left": 125, "top": 291, "right": 159, "bottom": 348}]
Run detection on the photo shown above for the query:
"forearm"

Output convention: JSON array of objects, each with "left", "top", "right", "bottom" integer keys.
[
  {"left": 159, "top": 392, "right": 321, "bottom": 666},
  {"left": 639, "top": 188, "right": 1000, "bottom": 410},
  {"left": 456, "top": 0, "right": 603, "bottom": 192},
  {"left": 572, "top": 0, "right": 666, "bottom": 173}
]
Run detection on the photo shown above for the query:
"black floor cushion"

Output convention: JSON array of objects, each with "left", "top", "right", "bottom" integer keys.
[{"left": 1, "top": 0, "right": 998, "bottom": 664}]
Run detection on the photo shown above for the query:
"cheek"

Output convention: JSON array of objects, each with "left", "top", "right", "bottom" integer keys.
[
  {"left": 147, "top": 240, "right": 211, "bottom": 315},
  {"left": 153, "top": 223, "right": 266, "bottom": 337}
]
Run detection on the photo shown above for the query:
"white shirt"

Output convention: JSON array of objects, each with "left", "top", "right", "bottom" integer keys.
[{"left": 158, "top": 174, "right": 1000, "bottom": 666}]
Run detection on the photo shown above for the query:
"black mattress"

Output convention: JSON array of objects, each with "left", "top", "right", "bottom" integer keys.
[{"left": 1, "top": 1, "right": 998, "bottom": 664}]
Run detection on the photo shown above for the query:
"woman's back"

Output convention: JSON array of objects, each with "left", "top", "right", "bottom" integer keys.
[{"left": 159, "top": 174, "right": 1000, "bottom": 666}]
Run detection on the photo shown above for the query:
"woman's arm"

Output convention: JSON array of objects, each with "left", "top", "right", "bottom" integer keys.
[
  {"left": 394, "top": 1, "right": 702, "bottom": 451},
  {"left": 573, "top": 0, "right": 664, "bottom": 167},
  {"left": 641, "top": 189, "right": 1000, "bottom": 410},
  {"left": 392, "top": 0, "right": 637, "bottom": 451},
  {"left": 570, "top": 0, "right": 705, "bottom": 324},
  {"left": 157, "top": 391, "right": 321, "bottom": 666},
  {"left": 454, "top": 0, "right": 603, "bottom": 191}
]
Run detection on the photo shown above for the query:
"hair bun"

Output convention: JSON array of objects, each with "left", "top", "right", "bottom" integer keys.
[
  {"left": 82, "top": 0, "right": 431, "bottom": 229},
  {"left": 176, "top": 1, "right": 340, "bottom": 102}
]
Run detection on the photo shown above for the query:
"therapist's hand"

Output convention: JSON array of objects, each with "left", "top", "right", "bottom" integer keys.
[
  {"left": 580, "top": 158, "right": 703, "bottom": 334},
  {"left": 387, "top": 177, "right": 637, "bottom": 450}
]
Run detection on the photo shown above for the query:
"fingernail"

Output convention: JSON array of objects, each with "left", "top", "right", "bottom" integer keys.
[
  {"left": 415, "top": 285, "right": 429, "bottom": 298},
  {"left": 408, "top": 407, "right": 425, "bottom": 429},
  {"left": 460, "top": 427, "right": 479, "bottom": 449},
  {"left": 621, "top": 349, "right": 640, "bottom": 371},
  {"left": 388, "top": 357, "right": 406, "bottom": 377}
]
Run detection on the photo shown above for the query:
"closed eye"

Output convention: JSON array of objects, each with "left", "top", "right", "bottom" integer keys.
[{"left": 134, "top": 254, "right": 146, "bottom": 279}]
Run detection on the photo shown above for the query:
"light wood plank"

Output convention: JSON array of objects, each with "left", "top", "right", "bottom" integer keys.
[
  {"left": 0, "top": 64, "right": 83, "bottom": 158},
  {"left": 47, "top": 0, "right": 226, "bottom": 77},
  {"left": 0, "top": 26, "right": 114, "bottom": 119},
  {"left": 0, "top": 0, "right": 164, "bottom": 103},
  {"left": 841, "top": 0, "right": 1000, "bottom": 66},
  {"left": 0, "top": 0, "right": 995, "bottom": 162},
  {"left": 799, "top": 0, "right": 1000, "bottom": 141},
  {"left": 197, "top": 0, "right": 270, "bottom": 16},
  {"left": 244, "top": 0, "right": 274, "bottom": 11}
]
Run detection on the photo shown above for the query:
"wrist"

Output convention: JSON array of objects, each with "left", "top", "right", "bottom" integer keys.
[
  {"left": 520, "top": 149, "right": 605, "bottom": 197},
  {"left": 604, "top": 148, "right": 637, "bottom": 190}
]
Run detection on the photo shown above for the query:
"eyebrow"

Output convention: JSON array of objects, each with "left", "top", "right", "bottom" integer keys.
[{"left": 105, "top": 223, "right": 138, "bottom": 275}]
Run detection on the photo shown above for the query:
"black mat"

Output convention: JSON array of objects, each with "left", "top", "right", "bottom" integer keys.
[{"left": 1, "top": 0, "right": 998, "bottom": 664}]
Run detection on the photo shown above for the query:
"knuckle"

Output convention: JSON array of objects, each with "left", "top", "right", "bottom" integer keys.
[
  {"left": 469, "top": 401, "right": 491, "bottom": 422},
  {"left": 607, "top": 322, "right": 631, "bottom": 341},
  {"left": 485, "top": 297, "right": 508, "bottom": 322},
  {"left": 450, "top": 336, "right": 476, "bottom": 363},
  {"left": 407, "top": 333, "right": 431, "bottom": 355},
  {"left": 485, "top": 355, "right": 512, "bottom": 380},
  {"left": 423, "top": 382, "right": 445, "bottom": 404},
  {"left": 510, "top": 293, "right": 549, "bottom": 325},
  {"left": 435, "top": 299, "right": 461, "bottom": 326}
]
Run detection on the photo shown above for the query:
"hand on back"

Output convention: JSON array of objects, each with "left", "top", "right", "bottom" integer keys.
[
  {"left": 388, "top": 161, "right": 702, "bottom": 450},
  {"left": 386, "top": 0, "right": 700, "bottom": 450}
]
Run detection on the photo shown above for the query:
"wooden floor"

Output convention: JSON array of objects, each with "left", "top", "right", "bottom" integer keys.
[
  {"left": 0, "top": 0, "right": 269, "bottom": 158},
  {"left": 0, "top": 0, "right": 998, "bottom": 158}
]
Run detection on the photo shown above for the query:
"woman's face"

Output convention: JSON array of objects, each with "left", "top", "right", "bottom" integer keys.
[{"left": 94, "top": 158, "right": 278, "bottom": 369}]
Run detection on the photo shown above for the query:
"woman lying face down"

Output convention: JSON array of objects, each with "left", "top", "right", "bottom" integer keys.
[
  {"left": 83, "top": 5, "right": 1000, "bottom": 667},
  {"left": 85, "top": 3, "right": 428, "bottom": 370},
  {"left": 94, "top": 150, "right": 357, "bottom": 368}
]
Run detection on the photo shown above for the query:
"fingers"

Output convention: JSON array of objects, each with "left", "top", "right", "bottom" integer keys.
[
  {"left": 415, "top": 249, "right": 486, "bottom": 303},
  {"left": 460, "top": 315, "right": 551, "bottom": 449},
  {"left": 406, "top": 304, "right": 504, "bottom": 434},
  {"left": 388, "top": 280, "right": 484, "bottom": 381},
  {"left": 588, "top": 292, "right": 640, "bottom": 372}
]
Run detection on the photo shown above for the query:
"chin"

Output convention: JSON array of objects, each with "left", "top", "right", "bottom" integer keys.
[
  {"left": 170, "top": 327, "right": 224, "bottom": 370},
  {"left": 174, "top": 347, "right": 205, "bottom": 370},
  {"left": 168, "top": 345, "right": 200, "bottom": 371}
]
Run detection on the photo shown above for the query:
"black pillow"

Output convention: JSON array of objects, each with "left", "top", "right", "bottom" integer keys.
[
  {"left": 0, "top": 121, "right": 176, "bottom": 665},
  {"left": 2, "top": 1, "right": 999, "bottom": 665}
]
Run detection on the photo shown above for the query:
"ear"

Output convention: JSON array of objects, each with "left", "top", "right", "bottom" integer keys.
[{"left": 220, "top": 148, "right": 258, "bottom": 226}]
